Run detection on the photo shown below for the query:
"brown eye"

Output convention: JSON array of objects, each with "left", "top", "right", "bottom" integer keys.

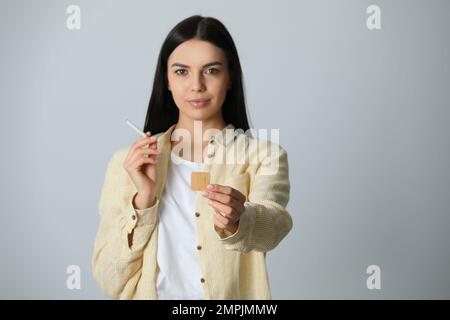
[
  {"left": 175, "top": 69, "right": 187, "bottom": 76},
  {"left": 205, "top": 68, "right": 219, "bottom": 75}
]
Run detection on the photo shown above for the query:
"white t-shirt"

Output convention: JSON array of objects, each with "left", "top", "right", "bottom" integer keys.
[{"left": 156, "top": 149, "right": 206, "bottom": 300}]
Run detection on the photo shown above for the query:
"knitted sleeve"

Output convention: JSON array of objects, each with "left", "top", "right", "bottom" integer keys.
[
  {"left": 216, "top": 142, "right": 293, "bottom": 253},
  {"left": 92, "top": 150, "right": 159, "bottom": 299}
]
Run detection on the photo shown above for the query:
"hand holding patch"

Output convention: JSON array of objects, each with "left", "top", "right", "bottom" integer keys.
[{"left": 201, "top": 183, "right": 246, "bottom": 235}]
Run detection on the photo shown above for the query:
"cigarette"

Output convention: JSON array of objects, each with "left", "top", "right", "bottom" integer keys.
[{"left": 125, "top": 119, "right": 147, "bottom": 137}]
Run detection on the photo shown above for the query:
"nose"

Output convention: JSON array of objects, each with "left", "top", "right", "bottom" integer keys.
[{"left": 190, "top": 72, "right": 206, "bottom": 92}]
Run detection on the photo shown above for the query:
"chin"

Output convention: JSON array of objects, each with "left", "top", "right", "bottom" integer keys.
[
  {"left": 183, "top": 106, "right": 217, "bottom": 119},
  {"left": 188, "top": 112, "right": 214, "bottom": 121}
]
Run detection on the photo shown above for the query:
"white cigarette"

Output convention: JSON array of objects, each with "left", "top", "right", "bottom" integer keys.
[{"left": 125, "top": 119, "right": 147, "bottom": 137}]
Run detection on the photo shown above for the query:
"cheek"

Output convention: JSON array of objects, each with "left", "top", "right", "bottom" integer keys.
[
  {"left": 168, "top": 81, "right": 187, "bottom": 103},
  {"left": 209, "top": 78, "right": 229, "bottom": 97},
  {"left": 168, "top": 76, "right": 183, "bottom": 91}
]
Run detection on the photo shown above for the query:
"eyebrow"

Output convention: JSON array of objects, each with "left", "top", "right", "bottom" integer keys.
[{"left": 170, "top": 61, "right": 223, "bottom": 68}]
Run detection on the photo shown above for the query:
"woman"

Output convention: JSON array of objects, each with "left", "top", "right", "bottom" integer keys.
[{"left": 92, "top": 15, "right": 293, "bottom": 300}]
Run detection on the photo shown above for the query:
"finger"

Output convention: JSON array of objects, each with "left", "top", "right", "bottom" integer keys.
[
  {"left": 203, "top": 191, "right": 243, "bottom": 213},
  {"left": 125, "top": 136, "right": 157, "bottom": 163},
  {"left": 127, "top": 140, "right": 159, "bottom": 164},
  {"left": 207, "top": 184, "right": 246, "bottom": 202},
  {"left": 213, "top": 210, "right": 229, "bottom": 228},
  {"left": 138, "top": 138, "right": 158, "bottom": 151},
  {"left": 208, "top": 199, "right": 234, "bottom": 218},
  {"left": 129, "top": 154, "right": 158, "bottom": 170},
  {"left": 139, "top": 146, "right": 161, "bottom": 158},
  {"left": 134, "top": 135, "right": 158, "bottom": 151},
  {"left": 127, "top": 145, "right": 156, "bottom": 164}
]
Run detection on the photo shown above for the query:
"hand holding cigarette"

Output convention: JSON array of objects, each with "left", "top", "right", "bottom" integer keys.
[{"left": 123, "top": 119, "right": 161, "bottom": 209}]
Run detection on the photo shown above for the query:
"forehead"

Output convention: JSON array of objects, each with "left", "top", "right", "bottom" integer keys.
[{"left": 168, "top": 39, "right": 227, "bottom": 65}]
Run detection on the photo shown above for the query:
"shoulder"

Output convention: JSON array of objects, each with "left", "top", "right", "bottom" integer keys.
[
  {"left": 111, "top": 147, "right": 130, "bottom": 164},
  {"left": 104, "top": 148, "right": 128, "bottom": 172},
  {"left": 237, "top": 131, "right": 288, "bottom": 160},
  {"left": 100, "top": 148, "right": 130, "bottom": 188}
]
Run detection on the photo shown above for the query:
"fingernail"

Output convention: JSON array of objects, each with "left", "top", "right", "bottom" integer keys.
[
  {"left": 207, "top": 184, "right": 214, "bottom": 190},
  {"left": 146, "top": 131, "right": 151, "bottom": 136},
  {"left": 201, "top": 191, "right": 208, "bottom": 197}
]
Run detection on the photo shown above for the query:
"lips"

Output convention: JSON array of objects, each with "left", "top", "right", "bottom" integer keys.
[{"left": 188, "top": 99, "right": 211, "bottom": 108}]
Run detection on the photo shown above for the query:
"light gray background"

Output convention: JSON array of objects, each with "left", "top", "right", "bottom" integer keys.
[{"left": 1, "top": 0, "right": 449, "bottom": 299}]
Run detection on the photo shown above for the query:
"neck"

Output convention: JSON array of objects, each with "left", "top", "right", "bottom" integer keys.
[{"left": 171, "top": 115, "right": 227, "bottom": 162}]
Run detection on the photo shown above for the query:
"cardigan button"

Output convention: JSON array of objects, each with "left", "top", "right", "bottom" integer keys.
[
  {"left": 200, "top": 278, "right": 205, "bottom": 283},
  {"left": 195, "top": 212, "right": 200, "bottom": 217},
  {"left": 131, "top": 215, "right": 136, "bottom": 220},
  {"left": 197, "top": 245, "right": 202, "bottom": 250}
]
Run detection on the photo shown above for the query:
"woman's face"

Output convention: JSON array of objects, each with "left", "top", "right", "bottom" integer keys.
[{"left": 167, "top": 39, "right": 231, "bottom": 122}]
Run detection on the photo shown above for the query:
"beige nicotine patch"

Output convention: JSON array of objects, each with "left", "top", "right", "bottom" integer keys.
[{"left": 190, "top": 172, "right": 210, "bottom": 191}]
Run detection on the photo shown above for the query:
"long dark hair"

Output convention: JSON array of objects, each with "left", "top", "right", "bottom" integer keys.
[{"left": 143, "top": 15, "right": 251, "bottom": 135}]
